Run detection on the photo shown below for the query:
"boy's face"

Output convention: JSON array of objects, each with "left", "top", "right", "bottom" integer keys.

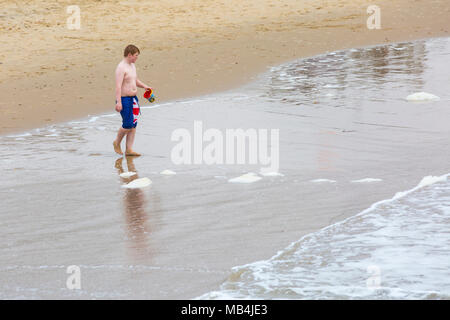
[{"left": 128, "top": 53, "right": 139, "bottom": 63}]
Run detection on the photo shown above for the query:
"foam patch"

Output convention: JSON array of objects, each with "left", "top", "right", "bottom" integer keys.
[
  {"left": 405, "top": 92, "right": 440, "bottom": 101},
  {"left": 120, "top": 172, "right": 137, "bottom": 178},
  {"left": 310, "top": 179, "right": 336, "bottom": 183},
  {"left": 259, "top": 171, "right": 284, "bottom": 177},
  {"left": 228, "top": 172, "right": 262, "bottom": 183},
  {"left": 351, "top": 178, "right": 383, "bottom": 183},
  {"left": 122, "top": 177, "right": 152, "bottom": 189},
  {"left": 160, "top": 169, "right": 176, "bottom": 175}
]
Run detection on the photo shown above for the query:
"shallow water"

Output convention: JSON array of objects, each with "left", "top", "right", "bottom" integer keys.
[
  {"left": 198, "top": 37, "right": 450, "bottom": 300},
  {"left": 200, "top": 174, "right": 450, "bottom": 299},
  {"left": 1, "top": 37, "right": 449, "bottom": 299}
]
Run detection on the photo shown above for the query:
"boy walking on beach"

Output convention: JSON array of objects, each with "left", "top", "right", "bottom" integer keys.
[{"left": 113, "top": 44, "right": 151, "bottom": 156}]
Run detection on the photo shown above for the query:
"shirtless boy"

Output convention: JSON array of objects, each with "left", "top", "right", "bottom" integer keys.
[{"left": 113, "top": 44, "right": 151, "bottom": 156}]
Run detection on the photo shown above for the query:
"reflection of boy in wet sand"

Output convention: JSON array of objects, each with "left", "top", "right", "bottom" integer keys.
[
  {"left": 113, "top": 44, "right": 151, "bottom": 157},
  {"left": 115, "top": 156, "right": 150, "bottom": 261}
]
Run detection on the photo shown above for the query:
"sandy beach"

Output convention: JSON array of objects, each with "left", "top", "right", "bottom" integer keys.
[{"left": 0, "top": 0, "right": 449, "bottom": 135}]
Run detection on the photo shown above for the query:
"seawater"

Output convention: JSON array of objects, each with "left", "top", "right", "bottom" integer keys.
[
  {"left": 199, "top": 174, "right": 450, "bottom": 299},
  {"left": 197, "top": 37, "right": 450, "bottom": 300}
]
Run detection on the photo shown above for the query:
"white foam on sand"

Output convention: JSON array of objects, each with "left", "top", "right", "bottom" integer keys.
[
  {"left": 405, "top": 92, "right": 440, "bottom": 101},
  {"left": 88, "top": 116, "right": 99, "bottom": 123},
  {"left": 259, "top": 171, "right": 284, "bottom": 177},
  {"left": 119, "top": 172, "right": 137, "bottom": 178},
  {"left": 310, "top": 179, "right": 336, "bottom": 183},
  {"left": 351, "top": 178, "right": 383, "bottom": 183},
  {"left": 160, "top": 169, "right": 176, "bottom": 175},
  {"left": 7, "top": 132, "right": 32, "bottom": 138},
  {"left": 122, "top": 177, "right": 152, "bottom": 189},
  {"left": 228, "top": 172, "right": 262, "bottom": 184}
]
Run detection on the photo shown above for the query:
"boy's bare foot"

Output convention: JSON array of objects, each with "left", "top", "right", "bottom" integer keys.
[
  {"left": 113, "top": 141, "right": 123, "bottom": 155},
  {"left": 125, "top": 150, "right": 141, "bottom": 157}
]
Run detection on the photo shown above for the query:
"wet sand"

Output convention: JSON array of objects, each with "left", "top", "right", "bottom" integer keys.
[
  {"left": 1, "top": 37, "right": 450, "bottom": 299},
  {"left": 0, "top": 0, "right": 449, "bottom": 135}
]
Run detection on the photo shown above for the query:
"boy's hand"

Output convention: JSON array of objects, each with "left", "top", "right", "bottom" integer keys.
[
  {"left": 115, "top": 102, "right": 122, "bottom": 112},
  {"left": 144, "top": 86, "right": 152, "bottom": 92}
]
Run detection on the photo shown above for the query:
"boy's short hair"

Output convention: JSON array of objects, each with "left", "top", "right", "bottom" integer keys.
[{"left": 124, "top": 44, "right": 140, "bottom": 57}]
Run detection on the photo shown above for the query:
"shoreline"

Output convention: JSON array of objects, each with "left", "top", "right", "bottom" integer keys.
[
  {"left": 1, "top": 34, "right": 448, "bottom": 138},
  {"left": 1, "top": 0, "right": 449, "bottom": 135}
]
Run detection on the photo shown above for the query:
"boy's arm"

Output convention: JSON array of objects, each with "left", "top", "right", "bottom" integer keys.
[
  {"left": 136, "top": 78, "right": 151, "bottom": 90},
  {"left": 115, "top": 66, "right": 125, "bottom": 105}
]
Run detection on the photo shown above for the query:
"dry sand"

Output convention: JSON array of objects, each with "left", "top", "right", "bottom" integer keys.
[{"left": 0, "top": 0, "right": 449, "bottom": 135}]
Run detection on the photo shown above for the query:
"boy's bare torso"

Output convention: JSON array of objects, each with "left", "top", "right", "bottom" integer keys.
[{"left": 117, "top": 60, "right": 138, "bottom": 97}]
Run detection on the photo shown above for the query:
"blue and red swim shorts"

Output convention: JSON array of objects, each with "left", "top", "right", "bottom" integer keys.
[{"left": 120, "top": 96, "right": 140, "bottom": 129}]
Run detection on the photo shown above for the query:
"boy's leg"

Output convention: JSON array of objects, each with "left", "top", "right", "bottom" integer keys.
[
  {"left": 113, "top": 127, "right": 131, "bottom": 155},
  {"left": 115, "top": 96, "right": 137, "bottom": 155},
  {"left": 125, "top": 127, "right": 141, "bottom": 156}
]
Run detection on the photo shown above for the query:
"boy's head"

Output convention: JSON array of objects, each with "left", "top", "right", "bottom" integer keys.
[{"left": 124, "top": 44, "right": 140, "bottom": 63}]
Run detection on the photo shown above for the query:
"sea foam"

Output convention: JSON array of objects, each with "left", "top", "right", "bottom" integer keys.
[
  {"left": 199, "top": 173, "right": 450, "bottom": 300},
  {"left": 351, "top": 178, "right": 383, "bottom": 183},
  {"left": 228, "top": 172, "right": 262, "bottom": 183},
  {"left": 310, "top": 179, "right": 336, "bottom": 183},
  {"left": 160, "top": 169, "right": 177, "bottom": 175},
  {"left": 405, "top": 92, "right": 440, "bottom": 101},
  {"left": 122, "top": 177, "right": 152, "bottom": 189},
  {"left": 259, "top": 171, "right": 284, "bottom": 177},
  {"left": 119, "top": 172, "right": 137, "bottom": 178}
]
